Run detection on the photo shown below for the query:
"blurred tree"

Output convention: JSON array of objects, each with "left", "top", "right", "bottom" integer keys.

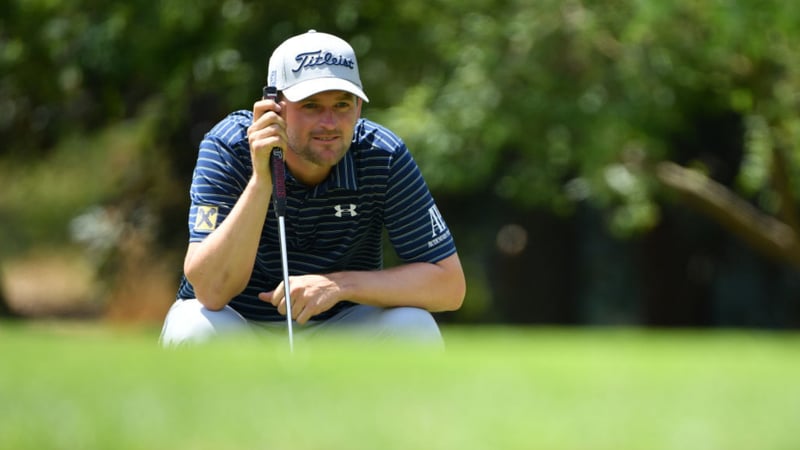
[
  {"left": 374, "top": 0, "right": 800, "bottom": 269},
  {"left": 2, "top": 0, "right": 799, "bottom": 322}
]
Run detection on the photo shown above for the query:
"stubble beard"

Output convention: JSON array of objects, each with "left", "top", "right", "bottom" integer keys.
[{"left": 288, "top": 133, "right": 349, "bottom": 168}]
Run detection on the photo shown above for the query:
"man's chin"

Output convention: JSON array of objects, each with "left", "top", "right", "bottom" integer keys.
[{"left": 311, "top": 147, "right": 347, "bottom": 165}]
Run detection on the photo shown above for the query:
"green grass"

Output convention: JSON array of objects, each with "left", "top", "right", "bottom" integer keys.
[{"left": 1, "top": 322, "right": 798, "bottom": 450}]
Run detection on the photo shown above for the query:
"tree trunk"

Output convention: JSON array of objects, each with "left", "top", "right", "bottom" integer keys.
[{"left": 655, "top": 161, "right": 800, "bottom": 270}]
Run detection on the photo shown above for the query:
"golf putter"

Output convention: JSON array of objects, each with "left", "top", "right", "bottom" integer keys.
[{"left": 263, "top": 83, "right": 294, "bottom": 352}]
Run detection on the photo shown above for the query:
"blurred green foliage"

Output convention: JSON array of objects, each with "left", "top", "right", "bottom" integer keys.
[
  {"left": 2, "top": 0, "right": 800, "bottom": 317},
  {"left": 4, "top": 0, "right": 799, "bottom": 226},
  {"left": 379, "top": 0, "right": 800, "bottom": 235}
]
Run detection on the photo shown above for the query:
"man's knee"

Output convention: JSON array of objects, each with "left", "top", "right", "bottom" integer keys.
[
  {"left": 380, "top": 307, "right": 443, "bottom": 343},
  {"left": 159, "top": 299, "right": 250, "bottom": 347}
]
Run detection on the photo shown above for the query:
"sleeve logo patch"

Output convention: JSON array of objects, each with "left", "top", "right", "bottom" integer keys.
[
  {"left": 194, "top": 206, "right": 218, "bottom": 232},
  {"left": 428, "top": 205, "right": 447, "bottom": 237},
  {"left": 426, "top": 205, "right": 451, "bottom": 248}
]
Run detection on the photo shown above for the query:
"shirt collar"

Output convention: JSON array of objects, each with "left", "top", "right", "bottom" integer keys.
[{"left": 332, "top": 150, "right": 358, "bottom": 191}]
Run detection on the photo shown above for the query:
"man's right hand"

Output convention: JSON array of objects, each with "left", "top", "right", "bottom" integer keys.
[{"left": 247, "top": 97, "right": 287, "bottom": 184}]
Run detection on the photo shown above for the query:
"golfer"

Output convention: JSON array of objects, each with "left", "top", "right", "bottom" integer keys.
[{"left": 160, "top": 30, "right": 466, "bottom": 346}]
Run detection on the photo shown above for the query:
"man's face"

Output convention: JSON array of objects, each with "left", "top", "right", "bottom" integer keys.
[{"left": 283, "top": 90, "right": 362, "bottom": 170}]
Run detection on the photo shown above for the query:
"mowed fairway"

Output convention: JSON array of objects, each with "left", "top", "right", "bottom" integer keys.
[{"left": 1, "top": 322, "right": 798, "bottom": 450}]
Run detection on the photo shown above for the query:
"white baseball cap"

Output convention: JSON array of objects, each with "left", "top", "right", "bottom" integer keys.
[{"left": 268, "top": 30, "right": 369, "bottom": 103}]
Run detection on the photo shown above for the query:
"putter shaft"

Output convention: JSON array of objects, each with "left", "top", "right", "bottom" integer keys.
[{"left": 277, "top": 216, "right": 294, "bottom": 351}]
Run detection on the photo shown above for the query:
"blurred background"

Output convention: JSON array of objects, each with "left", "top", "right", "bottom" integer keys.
[{"left": 1, "top": 0, "right": 799, "bottom": 329}]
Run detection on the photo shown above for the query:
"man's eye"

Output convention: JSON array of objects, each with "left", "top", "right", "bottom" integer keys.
[{"left": 303, "top": 103, "right": 319, "bottom": 109}]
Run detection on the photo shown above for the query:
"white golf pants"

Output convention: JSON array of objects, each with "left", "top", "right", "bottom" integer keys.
[{"left": 159, "top": 299, "right": 443, "bottom": 348}]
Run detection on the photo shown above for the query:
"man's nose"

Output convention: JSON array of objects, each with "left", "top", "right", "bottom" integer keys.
[{"left": 319, "top": 108, "right": 336, "bottom": 127}]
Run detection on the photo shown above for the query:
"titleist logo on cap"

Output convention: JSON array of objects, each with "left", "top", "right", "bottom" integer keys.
[{"left": 292, "top": 50, "right": 355, "bottom": 73}]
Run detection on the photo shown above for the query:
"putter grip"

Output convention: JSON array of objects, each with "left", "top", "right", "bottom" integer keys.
[
  {"left": 271, "top": 148, "right": 286, "bottom": 216},
  {"left": 262, "top": 85, "right": 287, "bottom": 217}
]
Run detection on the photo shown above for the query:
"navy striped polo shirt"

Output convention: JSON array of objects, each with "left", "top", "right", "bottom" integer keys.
[{"left": 177, "top": 111, "right": 457, "bottom": 321}]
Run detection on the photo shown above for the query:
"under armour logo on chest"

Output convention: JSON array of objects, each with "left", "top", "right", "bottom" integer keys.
[{"left": 333, "top": 204, "right": 358, "bottom": 217}]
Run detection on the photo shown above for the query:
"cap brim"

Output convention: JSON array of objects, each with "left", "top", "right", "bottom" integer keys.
[{"left": 282, "top": 78, "right": 369, "bottom": 103}]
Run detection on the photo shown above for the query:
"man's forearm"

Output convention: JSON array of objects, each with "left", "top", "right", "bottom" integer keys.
[
  {"left": 332, "top": 253, "right": 466, "bottom": 312},
  {"left": 184, "top": 177, "right": 272, "bottom": 309}
]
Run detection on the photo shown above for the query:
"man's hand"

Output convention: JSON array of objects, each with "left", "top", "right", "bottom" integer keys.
[
  {"left": 258, "top": 274, "right": 343, "bottom": 324},
  {"left": 247, "top": 97, "right": 286, "bottom": 184}
]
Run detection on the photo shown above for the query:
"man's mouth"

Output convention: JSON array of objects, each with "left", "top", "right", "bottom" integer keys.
[{"left": 314, "top": 135, "right": 339, "bottom": 142}]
